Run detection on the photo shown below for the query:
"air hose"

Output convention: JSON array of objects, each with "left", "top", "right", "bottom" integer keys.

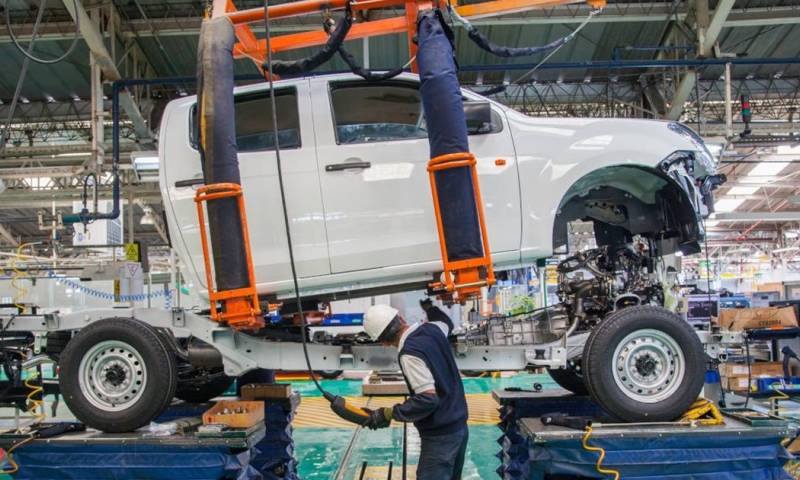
[{"left": 261, "top": 0, "right": 371, "bottom": 427}]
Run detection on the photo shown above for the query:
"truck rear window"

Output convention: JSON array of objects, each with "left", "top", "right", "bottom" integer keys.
[{"left": 190, "top": 88, "right": 300, "bottom": 152}]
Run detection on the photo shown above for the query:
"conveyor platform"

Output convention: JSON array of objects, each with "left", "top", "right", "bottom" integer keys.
[{"left": 493, "top": 388, "right": 797, "bottom": 479}]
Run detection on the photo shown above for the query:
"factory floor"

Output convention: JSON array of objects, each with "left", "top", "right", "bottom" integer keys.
[{"left": 287, "top": 372, "right": 554, "bottom": 480}]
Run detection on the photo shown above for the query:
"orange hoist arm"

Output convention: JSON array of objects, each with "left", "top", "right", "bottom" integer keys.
[
  {"left": 214, "top": 0, "right": 606, "bottom": 71},
  {"left": 195, "top": 183, "right": 264, "bottom": 330}
]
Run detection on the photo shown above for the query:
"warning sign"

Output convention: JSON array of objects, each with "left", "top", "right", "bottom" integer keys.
[{"left": 124, "top": 243, "right": 139, "bottom": 262}]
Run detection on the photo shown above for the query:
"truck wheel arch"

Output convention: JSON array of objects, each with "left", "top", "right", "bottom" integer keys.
[{"left": 551, "top": 165, "right": 701, "bottom": 254}]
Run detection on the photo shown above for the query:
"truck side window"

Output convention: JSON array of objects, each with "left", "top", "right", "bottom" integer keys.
[
  {"left": 190, "top": 88, "right": 300, "bottom": 152},
  {"left": 330, "top": 83, "right": 427, "bottom": 144},
  {"left": 330, "top": 82, "right": 502, "bottom": 144}
]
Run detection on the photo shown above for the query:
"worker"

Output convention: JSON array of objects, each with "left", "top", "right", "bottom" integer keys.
[{"left": 362, "top": 304, "right": 468, "bottom": 480}]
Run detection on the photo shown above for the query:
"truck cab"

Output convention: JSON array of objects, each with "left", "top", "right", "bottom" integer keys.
[{"left": 159, "top": 72, "right": 714, "bottom": 303}]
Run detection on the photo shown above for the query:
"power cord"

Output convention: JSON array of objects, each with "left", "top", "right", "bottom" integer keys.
[
  {"left": 581, "top": 425, "right": 620, "bottom": 480},
  {"left": 260, "top": 0, "right": 370, "bottom": 425}
]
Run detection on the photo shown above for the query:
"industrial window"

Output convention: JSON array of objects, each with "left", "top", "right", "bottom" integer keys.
[
  {"left": 330, "top": 81, "right": 503, "bottom": 145},
  {"left": 190, "top": 88, "right": 301, "bottom": 152}
]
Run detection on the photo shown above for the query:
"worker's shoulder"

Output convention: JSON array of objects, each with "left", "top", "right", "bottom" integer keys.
[{"left": 408, "top": 321, "right": 449, "bottom": 340}]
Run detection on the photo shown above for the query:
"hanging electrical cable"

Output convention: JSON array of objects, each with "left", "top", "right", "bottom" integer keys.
[
  {"left": 261, "top": 0, "right": 371, "bottom": 426},
  {"left": 265, "top": 3, "right": 353, "bottom": 76},
  {"left": 4, "top": 0, "right": 81, "bottom": 65},
  {"left": 452, "top": 4, "right": 603, "bottom": 95}
]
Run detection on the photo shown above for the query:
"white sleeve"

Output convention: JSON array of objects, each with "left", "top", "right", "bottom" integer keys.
[{"left": 399, "top": 354, "right": 436, "bottom": 394}]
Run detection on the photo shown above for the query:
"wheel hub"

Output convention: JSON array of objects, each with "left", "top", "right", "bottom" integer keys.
[
  {"left": 78, "top": 340, "right": 148, "bottom": 412},
  {"left": 612, "top": 328, "right": 685, "bottom": 404},
  {"left": 104, "top": 364, "right": 127, "bottom": 386}
]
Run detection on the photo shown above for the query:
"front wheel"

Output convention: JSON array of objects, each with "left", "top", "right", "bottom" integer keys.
[
  {"left": 583, "top": 306, "right": 705, "bottom": 422},
  {"left": 59, "top": 318, "right": 177, "bottom": 432}
]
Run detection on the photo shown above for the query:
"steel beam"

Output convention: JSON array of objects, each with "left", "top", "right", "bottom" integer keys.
[
  {"left": 714, "top": 212, "right": 800, "bottom": 223},
  {"left": 0, "top": 225, "right": 19, "bottom": 247},
  {"left": 665, "top": 0, "right": 735, "bottom": 121},
  {"left": 62, "top": 0, "right": 152, "bottom": 144},
  {"left": 2, "top": 5, "right": 798, "bottom": 42},
  {"left": 0, "top": 185, "right": 161, "bottom": 209}
]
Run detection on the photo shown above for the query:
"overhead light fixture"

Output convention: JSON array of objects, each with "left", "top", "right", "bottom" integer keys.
[
  {"left": 713, "top": 198, "right": 745, "bottom": 213},
  {"left": 727, "top": 186, "right": 759, "bottom": 196},
  {"left": 777, "top": 145, "right": 800, "bottom": 155},
  {"left": 131, "top": 151, "right": 160, "bottom": 171},
  {"left": 747, "top": 160, "right": 789, "bottom": 178},
  {"left": 729, "top": 247, "right": 751, "bottom": 254},
  {"left": 140, "top": 208, "right": 156, "bottom": 225},
  {"left": 773, "top": 246, "right": 800, "bottom": 253}
]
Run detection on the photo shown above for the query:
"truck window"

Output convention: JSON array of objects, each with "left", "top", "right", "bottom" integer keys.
[
  {"left": 330, "top": 81, "right": 503, "bottom": 145},
  {"left": 331, "top": 83, "right": 427, "bottom": 144},
  {"left": 190, "top": 88, "right": 300, "bottom": 152}
]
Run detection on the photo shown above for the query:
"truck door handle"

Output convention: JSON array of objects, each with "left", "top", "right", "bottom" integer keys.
[
  {"left": 174, "top": 178, "right": 205, "bottom": 188},
  {"left": 325, "top": 161, "right": 371, "bottom": 172}
]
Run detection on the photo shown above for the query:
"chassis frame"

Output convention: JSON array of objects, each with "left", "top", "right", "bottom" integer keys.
[{"left": 2, "top": 306, "right": 740, "bottom": 376}]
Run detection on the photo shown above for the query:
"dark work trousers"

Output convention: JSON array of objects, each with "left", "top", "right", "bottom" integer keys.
[{"left": 417, "top": 424, "right": 469, "bottom": 480}]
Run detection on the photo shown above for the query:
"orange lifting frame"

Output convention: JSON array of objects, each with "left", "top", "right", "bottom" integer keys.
[
  {"left": 428, "top": 152, "right": 496, "bottom": 301},
  {"left": 213, "top": 0, "right": 607, "bottom": 71},
  {"left": 195, "top": 183, "right": 264, "bottom": 330}
]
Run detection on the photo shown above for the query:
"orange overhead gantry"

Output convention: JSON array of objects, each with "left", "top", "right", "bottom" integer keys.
[{"left": 212, "top": 0, "right": 606, "bottom": 72}]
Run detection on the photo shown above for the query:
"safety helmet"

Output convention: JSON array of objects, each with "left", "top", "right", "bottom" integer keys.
[{"left": 363, "top": 305, "right": 399, "bottom": 341}]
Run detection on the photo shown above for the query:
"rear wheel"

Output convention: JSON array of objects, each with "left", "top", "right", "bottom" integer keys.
[
  {"left": 583, "top": 306, "right": 705, "bottom": 422},
  {"left": 59, "top": 318, "right": 177, "bottom": 432},
  {"left": 547, "top": 358, "right": 588, "bottom": 395}
]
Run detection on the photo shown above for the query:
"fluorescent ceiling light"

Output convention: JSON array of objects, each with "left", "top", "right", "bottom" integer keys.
[
  {"left": 773, "top": 246, "right": 800, "bottom": 253},
  {"left": 704, "top": 220, "right": 719, "bottom": 227},
  {"left": 747, "top": 160, "right": 789, "bottom": 178},
  {"left": 714, "top": 198, "right": 745, "bottom": 213},
  {"left": 131, "top": 151, "right": 160, "bottom": 171},
  {"left": 729, "top": 247, "right": 751, "bottom": 253},
  {"left": 776, "top": 145, "right": 800, "bottom": 155},
  {"left": 727, "top": 186, "right": 759, "bottom": 196}
]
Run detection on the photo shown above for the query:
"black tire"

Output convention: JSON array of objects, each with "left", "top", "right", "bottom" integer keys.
[
  {"left": 59, "top": 318, "right": 177, "bottom": 433},
  {"left": 583, "top": 306, "right": 705, "bottom": 422},
  {"left": 315, "top": 370, "right": 343, "bottom": 380},
  {"left": 547, "top": 358, "right": 588, "bottom": 395},
  {"left": 175, "top": 370, "right": 233, "bottom": 403}
]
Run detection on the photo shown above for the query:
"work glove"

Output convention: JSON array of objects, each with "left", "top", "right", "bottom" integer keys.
[{"left": 363, "top": 407, "right": 392, "bottom": 429}]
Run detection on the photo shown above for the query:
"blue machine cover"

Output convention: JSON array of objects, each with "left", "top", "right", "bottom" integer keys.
[{"left": 417, "top": 11, "right": 483, "bottom": 262}]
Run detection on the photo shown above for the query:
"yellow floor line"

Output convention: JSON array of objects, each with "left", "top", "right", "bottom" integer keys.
[{"left": 293, "top": 394, "right": 499, "bottom": 428}]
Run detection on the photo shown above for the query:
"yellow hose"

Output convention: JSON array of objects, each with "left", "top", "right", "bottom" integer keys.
[
  {"left": 23, "top": 370, "right": 46, "bottom": 426},
  {"left": 582, "top": 425, "right": 621, "bottom": 480},
  {"left": 10, "top": 243, "right": 35, "bottom": 311}
]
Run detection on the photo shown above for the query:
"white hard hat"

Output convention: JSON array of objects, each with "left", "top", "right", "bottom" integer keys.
[{"left": 363, "top": 305, "right": 399, "bottom": 341}]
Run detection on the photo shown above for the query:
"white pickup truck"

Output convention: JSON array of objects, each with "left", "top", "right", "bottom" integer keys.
[
  {"left": 159, "top": 72, "right": 715, "bottom": 302},
  {"left": 6, "top": 72, "right": 727, "bottom": 433}
]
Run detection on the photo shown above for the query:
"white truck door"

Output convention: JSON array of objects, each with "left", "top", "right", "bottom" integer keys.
[
  {"left": 310, "top": 77, "right": 519, "bottom": 274},
  {"left": 168, "top": 80, "right": 330, "bottom": 291}
]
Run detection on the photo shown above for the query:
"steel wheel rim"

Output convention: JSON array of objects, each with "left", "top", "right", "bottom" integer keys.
[
  {"left": 78, "top": 340, "right": 147, "bottom": 412},
  {"left": 611, "top": 328, "right": 685, "bottom": 404}
]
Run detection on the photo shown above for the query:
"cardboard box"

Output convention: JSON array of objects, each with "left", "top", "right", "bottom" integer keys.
[
  {"left": 718, "top": 306, "right": 797, "bottom": 331},
  {"left": 239, "top": 383, "right": 292, "bottom": 400},
  {"left": 725, "top": 376, "right": 753, "bottom": 392},
  {"left": 720, "top": 362, "right": 784, "bottom": 378},
  {"left": 202, "top": 400, "right": 264, "bottom": 428}
]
